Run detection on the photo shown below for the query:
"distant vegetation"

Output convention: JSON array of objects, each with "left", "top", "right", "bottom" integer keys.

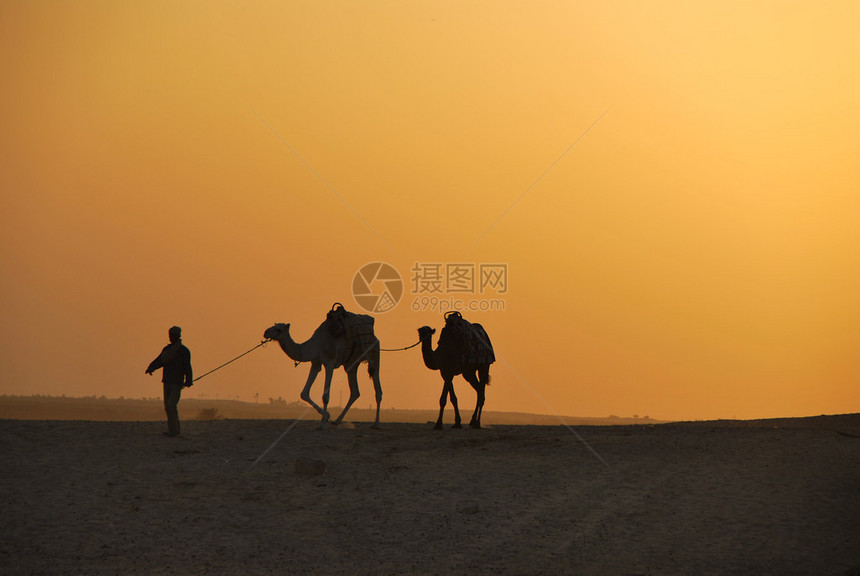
[
  {"left": 195, "top": 407, "right": 221, "bottom": 421},
  {"left": 0, "top": 395, "right": 663, "bottom": 425}
]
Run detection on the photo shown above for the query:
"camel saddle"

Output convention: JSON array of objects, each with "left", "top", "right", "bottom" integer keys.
[
  {"left": 439, "top": 311, "right": 495, "bottom": 365},
  {"left": 326, "top": 303, "right": 377, "bottom": 353}
]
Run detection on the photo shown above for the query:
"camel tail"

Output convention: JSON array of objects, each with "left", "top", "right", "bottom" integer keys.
[
  {"left": 479, "top": 366, "right": 491, "bottom": 386},
  {"left": 367, "top": 362, "right": 377, "bottom": 378}
]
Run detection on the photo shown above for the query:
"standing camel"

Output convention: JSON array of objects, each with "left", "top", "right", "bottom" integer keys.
[
  {"left": 417, "top": 312, "right": 494, "bottom": 429},
  {"left": 264, "top": 307, "right": 382, "bottom": 429}
]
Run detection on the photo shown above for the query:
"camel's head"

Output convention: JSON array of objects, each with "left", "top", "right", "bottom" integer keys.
[
  {"left": 263, "top": 323, "right": 290, "bottom": 341},
  {"left": 417, "top": 326, "right": 436, "bottom": 342}
]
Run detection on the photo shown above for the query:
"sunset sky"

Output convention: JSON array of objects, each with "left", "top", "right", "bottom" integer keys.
[{"left": 2, "top": 1, "right": 859, "bottom": 421}]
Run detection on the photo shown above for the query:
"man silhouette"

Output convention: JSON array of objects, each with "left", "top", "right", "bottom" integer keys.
[{"left": 146, "top": 326, "right": 193, "bottom": 436}]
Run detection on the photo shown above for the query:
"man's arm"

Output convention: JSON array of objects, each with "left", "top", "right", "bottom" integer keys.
[
  {"left": 183, "top": 347, "right": 193, "bottom": 387},
  {"left": 146, "top": 356, "right": 163, "bottom": 375},
  {"left": 146, "top": 344, "right": 177, "bottom": 375}
]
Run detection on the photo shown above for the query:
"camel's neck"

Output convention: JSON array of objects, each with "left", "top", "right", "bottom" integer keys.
[
  {"left": 277, "top": 324, "right": 332, "bottom": 364},
  {"left": 276, "top": 327, "right": 308, "bottom": 363},
  {"left": 420, "top": 337, "right": 439, "bottom": 371}
]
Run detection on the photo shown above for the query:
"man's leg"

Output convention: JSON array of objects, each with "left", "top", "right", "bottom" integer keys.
[{"left": 163, "top": 383, "right": 182, "bottom": 436}]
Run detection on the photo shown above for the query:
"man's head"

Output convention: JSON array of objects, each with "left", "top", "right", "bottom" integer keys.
[{"left": 168, "top": 326, "right": 182, "bottom": 343}]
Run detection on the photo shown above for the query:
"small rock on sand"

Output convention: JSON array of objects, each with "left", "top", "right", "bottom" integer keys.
[
  {"left": 295, "top": 457, "right": 326, "bottom": 476},
  {"left": 457, "top": 502, "right": 480, "bottom": 514}
]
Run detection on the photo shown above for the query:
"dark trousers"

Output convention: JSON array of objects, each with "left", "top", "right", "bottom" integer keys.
[{"left": 163, "top": 383, "right": 183, "bottom": 435}]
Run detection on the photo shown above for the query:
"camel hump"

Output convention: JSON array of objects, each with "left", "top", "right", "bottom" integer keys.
[
  {"left": 470, "top": 323, "right": 494, "bottom": 353},
  {"left": 326, "top": 304, "right": 376, "bottom": 346},
  {"left": 468, "top": 323, "right": 495, "bottom": 365},
  {"left": 440, "top": 314, "right": 495, "bottom": 365}
]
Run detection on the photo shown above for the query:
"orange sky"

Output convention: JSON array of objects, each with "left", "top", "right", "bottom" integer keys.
[{"left": 2, "top": 1, "right": 859, "bottom": 421}]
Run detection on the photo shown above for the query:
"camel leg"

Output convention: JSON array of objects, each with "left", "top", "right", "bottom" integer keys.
[
  {"left": 435, "top": 379, "right": 458, "bottom": 430},
  {"left": 450, "top": 386, "right": 462, "bottom": 428},
  {"left": 464, "top": 371, "right": 484, "bottom": 429},
  {"left": 475, "top": 364, "right": 490, "bottom": 428},
  {"left": 472, "top": 383, "right": 486, "bottom": 429},
  {"left": 299, "top": 362, "right": 327, "bottom": 418},
  {"left": 318, "top": 365, "right": 334, "bottom": 430},
  {"left": 370, "top": 360, "right": 382, "bottom": 429},
  {"left": 332, "top": 368, "right": 360, "bottom": 426},
  {"left": 445, "top": 374, "right": 462, "bottom": 429},
  {"left": 434, "top": 385, "right": 447, "bottom": 430}
]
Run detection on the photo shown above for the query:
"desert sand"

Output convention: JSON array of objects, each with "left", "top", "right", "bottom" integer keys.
[{"left": 2, "top": 414, "right": 859, "bottom": 575}]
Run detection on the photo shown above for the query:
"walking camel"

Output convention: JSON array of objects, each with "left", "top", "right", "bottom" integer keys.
[
  {"left": 417, "top": 312, "right": 495, "bottom": 429},
  {"left": 264, "top": 305, "right": 382, "bottom": 429}
]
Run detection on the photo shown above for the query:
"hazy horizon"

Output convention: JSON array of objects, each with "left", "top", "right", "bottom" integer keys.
[{"left": 2, "top": 2, "right": 859, "bottom": 422}]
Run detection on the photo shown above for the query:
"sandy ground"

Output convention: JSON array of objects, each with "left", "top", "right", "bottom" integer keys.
[{"left": 2, "top": 415, "right": 859, "bottom": 576}]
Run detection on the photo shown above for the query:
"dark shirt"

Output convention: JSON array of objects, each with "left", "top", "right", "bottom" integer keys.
[{"left": 147, "top": 341, "right": 193, "bottom": 387}]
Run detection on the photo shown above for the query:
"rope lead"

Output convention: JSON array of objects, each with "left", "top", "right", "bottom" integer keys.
[
  {"left": 193, "top": 339, "right": 271, "bottom": 383},
  {"left": 380, "top": 340, "right": 421, "bottom": 352},
  {"left": 196, "top": 336, "right": 420, "bottom": 377}
]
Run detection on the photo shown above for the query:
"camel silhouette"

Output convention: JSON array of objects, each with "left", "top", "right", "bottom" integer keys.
[
  {"left": 264, "top": 310, "right": 382, "bottom": 429},
  {"left": 417, "top": 312, "right": 494, "bottom": 429}
]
